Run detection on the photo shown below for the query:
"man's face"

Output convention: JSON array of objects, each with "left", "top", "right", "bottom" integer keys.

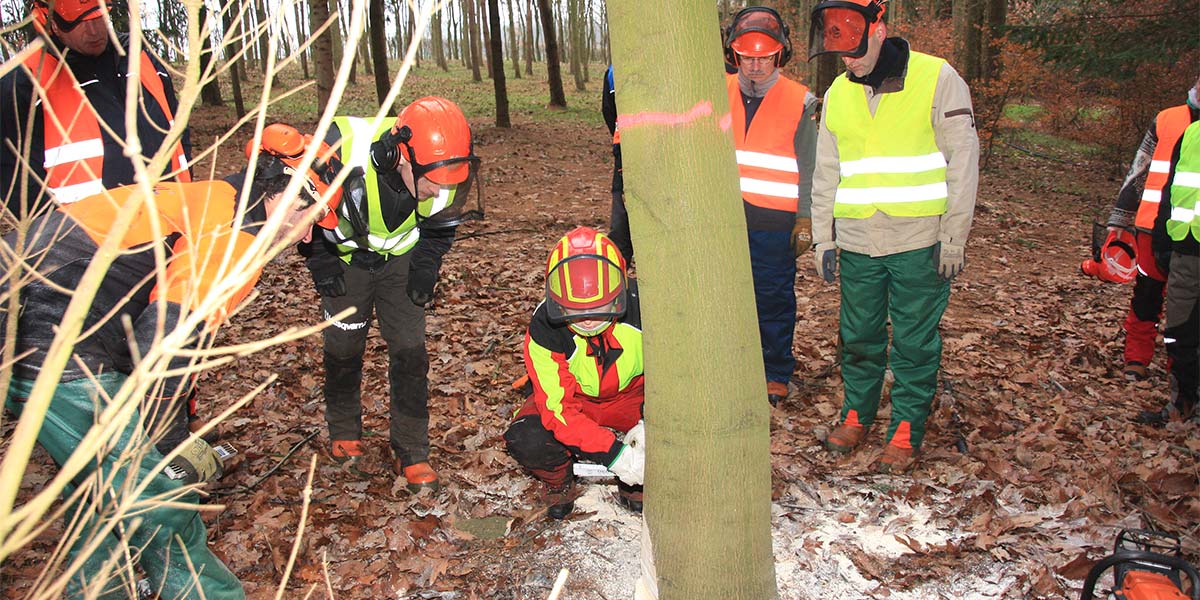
[
  {"left": 737, "top": 53, "right": 779, "bottom": 83},
  {"left": 842, "top": 23, "right": 884, "bottom": 78},
  {"left": 51, "top": 15, "right": 108, "bottom": 56},
  {"left": 264, "top": 194, "right": 323, "bottom": 246},
  {"left": 398, "top": 158, "right": 443, "bottom": 199}
]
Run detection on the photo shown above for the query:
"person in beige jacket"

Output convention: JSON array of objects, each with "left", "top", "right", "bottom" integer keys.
[{"left": 807, "top": 0, "right": 979, "bottom": 472}]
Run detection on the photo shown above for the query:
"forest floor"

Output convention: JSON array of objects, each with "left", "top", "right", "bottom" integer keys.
[{"left": 3, "top": 71, "right": 1199, "bottom": 599}]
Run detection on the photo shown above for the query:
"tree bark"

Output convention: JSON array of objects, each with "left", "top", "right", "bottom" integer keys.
[
  {"left": 952, "top": 0, "right": 982, "bottom": 83},
  {"left": 296, "top": 0, "right": 310, "bottom": 79},
  {"left": 309, "top": 0, "right": 336, "bottom": 109},
  {"left": 332, "top": 0, "right": 354, "bottom": 83},
  {"left": 524, "top": 0, "right": 534, "bottom": 75},
  {"left": 535, "top": 0, "right": 566, "bottom": 106},
  {"left": 568, "top": 0, "right": 584, "bottom": 90},
  {"left": 220, "top": 1, "right": 246, "bottom": 117},
  {"left": 480, "top": 0, "right": 494, "bottom": 78},
  {"left": 254, "top": 0, "right": 269, "bottom": 73},
  {"left": 465, "top": 0, "right": 483, "bottom": 81},
  {"left": 488, "top": 0, "right": 511, "bottom": 127},
  {"left": 369, "top": 0, "right": 390, "bottom": 104},
  {"left": 409, "top": 1, "right": 421, "bottom": 68},
  {"left": 199, "top": 6, "right": 224, "bottom": 105},
  {"left": 433, "top": 4, "right": 449, "bottom": 70},
  {"left": 607, "top": 0, "right": 778, "bottom": 596},
  {"left": 507, "top": 0, "right": 521, "bottom": 79},
  {"left": 980, "top": 0, "right": 1007, "bottom": 81}
]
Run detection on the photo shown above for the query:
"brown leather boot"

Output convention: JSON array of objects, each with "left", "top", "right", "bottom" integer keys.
[
  {"left": 826, "top": 423, "right": 865, "bottom": 454},
  {"left": 874, "top": 444, "right": 916, "bottom": 473}
]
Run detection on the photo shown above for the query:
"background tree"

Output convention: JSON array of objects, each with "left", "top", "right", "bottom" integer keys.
[
  {"left": 524, "top": 0, "right": 535, "bottom": 75},
  {"left": 488, "top": 0, "right": 511, "bottom": 126},
  {"left": 567, "top": 0, "right": 584, "bottom": 91},
  {"left": 607, "top": 0, "right": 778, "bottom": 596},
  {"left": 309, "top": 0, "right": 336, "bottom": 109},
  {"left": 465, "top": 0, "right": 483, "bottom": 81},
  {"left": 952, "top": 0, "right": 983, "bottom": 82},
  {"left": 198, "top": 6, "right": 223, "bottom": 105},
  {"left": 433, "top": 3, "right": 449, "bottom": 70},
  {"left": 535, "top": 0, "right": 566, "bottom": 106},
  {"left": 368, "top": 0, "right": 390, "bottom": 105},
  {"left": 507, "top": 0, "right": 521, "bottom": 79}
]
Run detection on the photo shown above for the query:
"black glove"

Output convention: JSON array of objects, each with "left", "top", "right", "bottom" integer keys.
[
  {"left": 305, "top": 242, "right": 347, "bottom": 297},
  {"left": 314, "top": 272, "right": 346, "bottom": 297},
  {"left": 407, "top": 267, "right": 437, "bottom": 307}
]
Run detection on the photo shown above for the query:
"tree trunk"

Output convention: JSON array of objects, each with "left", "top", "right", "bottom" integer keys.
[
  {"left": 369, "top": 0, "right": 390, "bottom": 104},
  {"left": 480, "top": 0, "right": 494, "bottom": 78},
  {"left": 583, "top": 0, "right": 592, "bottom": 81},
  {"left": 507, "top": 0, "right": 521, "bottom": 79},
  {"left": 524, "top": 0, "right": 534, "bottom": 75},
  {"left": 332, "top": 0, "right": 354, "bottom": 83},
  {"left": 608, "top": 0, "right": 778, "bottom": 596},
  {"left": 359, "top": 4, "right": 373, "bottom": 69},
  {"left": 465, "top": 0, "right": 483, "bottom": 81},
  {"left": 433, "top": 5, "right": 449, "bottom": 70},
  {"left": 409, "top": 1, "right": 421, "bottom": 68},
  {"left": 952, "top": 0, "right": 982, "bottom": 83},
  {"left": 296, "top": 0, "right": 310, "bottom": 79},
  {"left": 980, "top": 0, "right": 1006, "bottom": 81},
  {"left": 255, "top": 0, "right": 269, "bottom": 73},
  {"left": 199, "top": 6, "right": 224, "bottom": 105},
  {"left": 309, "top": 0, "right": 336, "bottom": 109},
  {"left": 220, "top": 1, "right": 246, "bottom": 117},
  {"left": 568, "top": 0, "right": 584, "bottom": 90},
  {"left": 458, "top": 4, "right": 470, "bottom": 67},
  {"left": 487, "top": 0, "right": 511, "bottom": 127},
  {"left": 535, "top": 0, "right": 566, "bottom": 106}
]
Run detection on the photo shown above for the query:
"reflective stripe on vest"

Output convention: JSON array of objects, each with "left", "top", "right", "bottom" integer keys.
[
  {"left": 24, "top": 49, "right": 191, "bottom": 204},
  {"left": 727, "top": 74, "right": 808, "bottom": 213},
  {"left": 323, "top": 116, "right": 423, "bottom": 261},
  {"left": 825, "top": 51, "right": 948, "bottom": 219},
  {"left": 1135, "top": 104, "right": 1193, "bottom": 231},
  {"left": 1166, "top": 121, "right": 1200, "bottom": 242}
]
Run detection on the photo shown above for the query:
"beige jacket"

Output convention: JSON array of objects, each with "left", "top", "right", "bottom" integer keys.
[{"left": 811, "top": 41, "right": 980, "bottom": 257}]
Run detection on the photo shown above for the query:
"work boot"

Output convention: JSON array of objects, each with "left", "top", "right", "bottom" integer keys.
[
  {"left": 874, "top": 444, "right": 916, "bottom": 473},
  {"left": 1135, "top": 401, "right": 1196, "bottom": 427},
  {"left": 767, "top": 381, "right": 789, "bottom": 407},
  {"left": 616, "top": 481, "right": 643, "bottom": 514},
  {"left": 330, "top": 439, "right": 364, "bottom": 464},
  {"left": 826, "top": 423, "right": 866, "bottom": 455},
  {"left": 544, "top": 479, "right": 576, "bottom": 520},
  {"left": 1123, "top": 361, "right": 1149, "bottom": 381},
  {"left": 395, "top": 461, "right": 441, "bottom": 493}
]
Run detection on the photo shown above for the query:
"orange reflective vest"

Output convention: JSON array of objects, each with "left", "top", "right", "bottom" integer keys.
[
  {"left": 1134, "top": 104, "right": 1193, "bottom": 231},
  {"left": 23, "top": 49, "right": 191, "bottom": 204},
  {"left": 727, "top": 74, "right": 808, "bottom": 214}
]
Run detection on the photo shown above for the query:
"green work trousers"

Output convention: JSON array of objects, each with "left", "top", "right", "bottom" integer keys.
[
  {"left": 838, "top": 247, "right": 950, "bottom": 449},
  {"left": 5, "top": 374, "right": 244, "bottom": 600}
]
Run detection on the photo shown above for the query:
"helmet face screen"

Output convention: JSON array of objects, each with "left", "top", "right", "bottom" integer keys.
[
  {"left": 809, "top": 2, "right": 876, "bottom": 59},
  {"left": 545, "top": 253, "right": 627, "bottom": 326}
]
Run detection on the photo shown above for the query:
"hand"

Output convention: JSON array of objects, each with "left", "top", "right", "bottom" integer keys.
[
  {"left": 791, "top": 217, "right": 812, "bottom": 257},
  {"left": 813, "top": 242, "right": 837, "bottom": 283},
  {"left": 608, "top": 441, "right": 644, "bottom": 486},
  {"left": 313, "top": 273, "right": 346, "bottom": 297},
  {"left": 407, "top": 268, "right": 437, "bottom": 307},
  {"left": 935, "top": 242, "right": 965, "bottom": 280},
  {"left": 623, "top": 420, "right": 645, "bottom": 449},
  {"left": 164, "top": 437, "right": 225, "bottom": 484}
]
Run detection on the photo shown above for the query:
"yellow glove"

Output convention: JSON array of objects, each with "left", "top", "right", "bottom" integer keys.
[
  {"left": 791, "top": 217, "right": 812, "bottom": 257},
  {"left": 164, "top": 438, "right": 225, "bottom": 484}
]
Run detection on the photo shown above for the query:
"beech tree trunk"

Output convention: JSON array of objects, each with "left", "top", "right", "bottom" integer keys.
[
  {"left": 309, "top": 0, "right": 336, "bottom": 109},
  {"left": 535, "top": 0, "right": 566, "bottom": 106},
  {"left": 953, "top": 0, "right": 983, "bottom": 82},
  {"left": 507, "top": 0, "right": 521, "bottom": 79},
  {"left": 488, "top": 0, "right": 510, "bottom": 127},
  {"left": 607, "top": 0, "right": 778, "bottom": 596},
  {"left": 433, "top": 5, "right": 449, "bottom": 70},
  {"left": 465, "top": 0, "right": 483, "bottom": 81},
  {"left": 369, "top": 0, "right": 389, "bottom": 104}
]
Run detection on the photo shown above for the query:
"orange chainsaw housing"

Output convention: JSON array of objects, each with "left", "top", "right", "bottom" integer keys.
[{"left": 1117, "top": 571, "right": 1189, "bottom": 600}]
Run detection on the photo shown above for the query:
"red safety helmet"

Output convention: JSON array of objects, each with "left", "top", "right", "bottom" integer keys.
[
  {"left": 545, "top": 227, "right": 628, "bottom": 337},
  {"left": 808, "top": 0, "right": 886, "bottom": 60},
  {"left": 724, "top": 7, "right": 792, "bottom": 68},
  {"left": 44, "top": 0, "right": 109, "bottom": 32},
  {"left": 371, "top": 96, "right": 477, "bottom": 186},
  {"left": 1080, "top": 227, "right": 1137, "bottom": 284},
  {"left": 245, "top": 123, "right": 344, "bottom": 229}
]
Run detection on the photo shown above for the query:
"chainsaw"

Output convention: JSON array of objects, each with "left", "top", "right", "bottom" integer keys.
[{"left": 1081, "top": 529, "right": 1199, "bottom": 600}]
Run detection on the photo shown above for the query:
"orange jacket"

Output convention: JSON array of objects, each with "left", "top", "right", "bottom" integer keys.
[
  {"left": 1135, "top": 104, "right": 1193, "bottom": 231},
  {"left": 726, "top": 74, "right": 809, "bottom": 214}
]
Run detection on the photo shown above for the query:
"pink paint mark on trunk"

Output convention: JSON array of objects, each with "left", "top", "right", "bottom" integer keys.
[
  {"left": 617, "top": 100, "right": 715, "bottom": 130},
  {"left": 718, "top": 112, "right": 732, "bottom": 132}
]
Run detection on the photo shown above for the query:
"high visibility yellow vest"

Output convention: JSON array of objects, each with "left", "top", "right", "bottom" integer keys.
[
  {"left": 323, "top": 117, "right": 457, "bottom": 262},
  {"left": 825, "top": 51, "right": 947, "bottom": 219},
  {"left": 1166, "top": 120, "right": 1200, "bottom": 242}
]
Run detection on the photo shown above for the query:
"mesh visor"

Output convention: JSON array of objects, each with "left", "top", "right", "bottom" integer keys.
[
  {"left": 809, "top": 5, "right": 871, "bottom": 59},
  {"left": 545, "top": 254, "right": 627, "bottom": 324},
  {"left": 413, "top": 162, "right": 484, "bottom": 230}
]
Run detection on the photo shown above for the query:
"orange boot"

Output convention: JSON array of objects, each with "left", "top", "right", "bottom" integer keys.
[
  {"left": 395, "top": 461, "right": 441, "bottom": 493},
  {"left": 826, "top": 411, "right": 866, "bottom": 454},
  {"left": 875, "top": 422, "right": 917, "bottom": 473},
  {"left": 330, "top": 439, "right": 364, "bottom": 464}
]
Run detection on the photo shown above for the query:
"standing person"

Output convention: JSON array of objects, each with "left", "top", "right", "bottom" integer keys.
[
  {"left": 1102, "top": 77, "right": 1200, "bottom": 380},
  {"left": 304, "top": 97, "right": 479, "bottom": 492},
  {"left": 602, "top": 65, "right": 634, "bottom": 262},
  {"left": 808, "top": 0, "right": 979, "bottom": 472},
  {"left": 1, "top": 123, "right": 338, "bottom": 599},
  {"left": 1141, "top": 119, "right": 1200, "bottom": 425},
  {"left": 503, "top": 227, "right": 645, "bottom": 519},
  {"left": 1, "top": 0, "right": 192, "bottom": 217},
  {"left": 723, "top": 6, "right": 819, "bottom": 407}
]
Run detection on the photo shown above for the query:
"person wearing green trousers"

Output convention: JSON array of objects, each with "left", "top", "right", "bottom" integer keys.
[
  {"left": 1, "top": 123, "right": 339, "bottom": 598},
  {"left": 807, "top": 0, "right": 979, "bottom": 472}
]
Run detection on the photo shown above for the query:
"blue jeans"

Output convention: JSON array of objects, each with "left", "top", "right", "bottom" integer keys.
[{"left": 748, "top": 229, "right": 797, "bottom": 384}]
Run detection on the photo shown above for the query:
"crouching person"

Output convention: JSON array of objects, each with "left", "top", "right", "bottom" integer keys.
[
  {"left": 0, "top": 123, "right": 342, "bottom": 599},
  {"left": 503, "top": 227, "right": 646, "bottom": 519}
]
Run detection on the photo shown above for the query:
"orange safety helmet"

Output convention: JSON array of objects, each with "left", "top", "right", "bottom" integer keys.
[
  {"left": 724, "top": 7, "right": 792, "bottom": 68},
  {"left": 544, "top": 227, "right": 628, "bottom": 337},
  {"left": 370, "top": 96, "right": 477, "bottom": 186},
  {"left": 245, "top": 123, "right": 344, "bottom": 230},
  {"left": 808, "top": 0, "right": 886, "bottom": 60},
  {"left": 1080, "top": 226, "right": 1137, "bottom": 284},
  {"left": 45, "top": 0, "right": 109, "bottom": 32}
]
